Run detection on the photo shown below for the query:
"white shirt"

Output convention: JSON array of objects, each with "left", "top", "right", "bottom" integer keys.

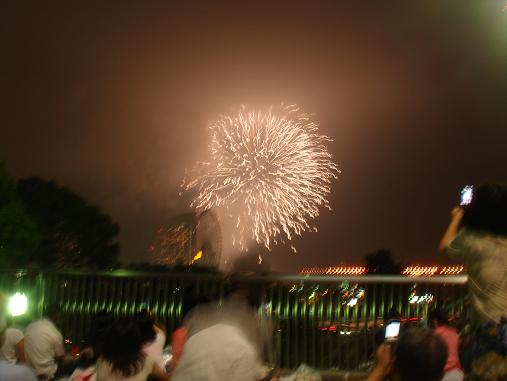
[
  {"left": 172, "top": 324, "right": 259, "bottom": 381},
  {"left": 0, "top": 360, "right": 38, "bottom": 381},
  {"left": 0, "top": 327, "right": 24, "bottom": 363},
  {"left": 24, "top": 319, "right": 64, "bottom": 378}
]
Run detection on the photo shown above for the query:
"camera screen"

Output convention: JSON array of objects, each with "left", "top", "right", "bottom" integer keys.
[
  {"left": 460, "top": 185, "right": 473, "bottom": 206},
  {"left": 385, "top": 321, "right": 400, "bottom": 339}
]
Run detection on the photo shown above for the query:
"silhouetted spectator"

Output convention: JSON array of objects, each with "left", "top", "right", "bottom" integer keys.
[
  {"left": 440, "top": 184, "right": 507, "bottom": 323},
  {"left": 95, "top": 319, "right": 168, "bottom": 381},
  {"left": 366, "top": 327, "right": 448, "bottom": 381}
]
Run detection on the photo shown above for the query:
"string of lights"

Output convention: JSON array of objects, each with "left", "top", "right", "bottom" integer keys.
[{"left": 300, "top": 264, "right": 464, "bottom": 276}]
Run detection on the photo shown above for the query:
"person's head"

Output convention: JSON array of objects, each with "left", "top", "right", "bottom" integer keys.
[
  {"left": 88, "top": 310, "right": 114, "bottom": 353},
  {"left": 395, "top": 328, "right": 448, "bottom": 381},
  {"left": 428, "top": 308, "right": 449, "bottom": 327},
  {"left": 461, "top": 184, "right": 507, "bottom": 236},
  {"left": 102, "top": 319, "right": 144, "bottom": 377},
  {"left": 46, "top": 303, "right": 62, "bottom": 325},
  {"left": 134, "top": 310, "right": 156, "bottom": 345}
]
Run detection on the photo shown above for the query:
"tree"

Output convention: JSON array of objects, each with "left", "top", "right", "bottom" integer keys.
[
  {"left": 17, "top": 177, "right": 119, "bottom": 268},
  {"left": 364, "top": 248, "right": 402, "bottom": 275},
  {"left": 0, "top": 163, "right": 41, "bottom": 268}
]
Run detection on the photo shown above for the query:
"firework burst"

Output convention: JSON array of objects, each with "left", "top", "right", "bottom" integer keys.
[{"left": 185, "top": 104, "right": 340, "bottom": 251}]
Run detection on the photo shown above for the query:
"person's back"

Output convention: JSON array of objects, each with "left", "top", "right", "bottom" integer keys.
[
  {"left": 0, "top": 360, "right": 38, "bottom": 381},
  {"left": 429, "top": 308, "right": 463, "bottom": 381},
  {"left": 24, "top": 318, "right": 64, "bottom": 378},
  {"left": 0, "top": 326, "right": 24, "bottom": 363},
  {"left": 171, "top": 323, "right": 259, "bottom": 381}
]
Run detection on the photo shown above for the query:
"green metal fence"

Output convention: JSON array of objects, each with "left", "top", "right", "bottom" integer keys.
[{"left": 0, "top": 270, "right": 468, "bottom": 370}]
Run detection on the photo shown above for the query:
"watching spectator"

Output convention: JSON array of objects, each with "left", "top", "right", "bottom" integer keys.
[
  {"left": 439, "top": 184, "right": 507, "bottom": 323},
  {"left": 0, "top": 314, "right": 37, "bottom": 381},
  {"left": 24, "top": 304, "right": 73, "bottom": 380},
  {"left": 366, "top": 327, "right": 448, "bottom": 381},
  {"left": 0, "top": 316, "right": 25, "bottom": 364},
  {"left": 95, "top": 319, "right": 168, "bottom": 381},
  {"left": 429, "top": 308, "right": 464, "bottom": 381}
]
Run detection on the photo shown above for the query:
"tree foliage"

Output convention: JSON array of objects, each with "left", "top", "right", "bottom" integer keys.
[
  {"left": 0, "top": 163, "right": 41, "bottom": 268},
  {"left": 17, "top": 177, "right": 119, "bottom": 268},
  {"left": 364, "top": 248, "right": 402, "bottom": 275}
]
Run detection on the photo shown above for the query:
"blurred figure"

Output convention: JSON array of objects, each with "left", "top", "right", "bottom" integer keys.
[
  {"left": 0, "top": 315, "right": 25, "bottom": 364},
  {"left": 95, "top": 319, "right": 168, "bottom": 381},
  {"left": 429, "top": 308, "right": 463, "bottom": 381},
  {"left": 439, "top": 184, "right": 507, "bottom": 323},
  {"left": 171, "top": 255, "right": 272, "bottom": 381},
  {"left": 366, "top": 327, "right": 448, "bottom": 381},
  {"left": 170, "top": 288, "right": 209, "bottom": 372},
  {"left": 24, "top": 304, "right": 70, "bottom": 380},
  {"left": 0, "top": 315, "right": 37, "bottom": 381}
]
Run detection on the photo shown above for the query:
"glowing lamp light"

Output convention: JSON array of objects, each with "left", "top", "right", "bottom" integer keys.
[
  {"left": 8, "top": 292, "right": 28, "bottom": 317},
  {"left": 190, "top": 250, "right": 203, "bottom": 264}
]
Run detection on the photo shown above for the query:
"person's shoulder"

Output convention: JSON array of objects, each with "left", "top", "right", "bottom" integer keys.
[
  {"left": 6, "top": 327, "right": 24, "bottom": 339},
  {"left": 0, "top": 362, "right": 37, "bottom": 381}
]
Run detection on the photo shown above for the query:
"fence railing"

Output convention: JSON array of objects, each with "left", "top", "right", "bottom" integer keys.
[{"left": 0, "top": 270, "right": 468, "bottom": 370}]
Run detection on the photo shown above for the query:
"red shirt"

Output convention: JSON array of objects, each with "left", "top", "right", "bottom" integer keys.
[
  {"left": 171, "top": 327, "right": 188, "bottom": 371},
  {"left": 434, "top": 325, "right": 462, "bottom": 372}
]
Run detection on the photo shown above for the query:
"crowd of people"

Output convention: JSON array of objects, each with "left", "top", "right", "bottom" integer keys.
[{"left": 0, "top": 183, "right": 506, "bottom": 381}]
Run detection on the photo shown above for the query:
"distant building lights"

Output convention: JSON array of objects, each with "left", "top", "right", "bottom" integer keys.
[
  {"left": 402, "top": 265, "right": 464, "bottom": 277},
  {"left": 300, "top": 266, "right": 367, "bottom": 276}
]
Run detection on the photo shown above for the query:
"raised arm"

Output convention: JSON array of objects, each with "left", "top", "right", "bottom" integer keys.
[{"left": 438, "top": 207, "right": 464, "bottom": 253}]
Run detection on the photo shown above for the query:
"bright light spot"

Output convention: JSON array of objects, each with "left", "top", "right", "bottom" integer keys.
[
  {"left": 191, "top": 250, "right": 203, "bottom": 264},
  {"left": 8, "top": 292, "right": 28, "bottom": 316},
  {"left": 409, "top": 293, "right": 434, "bottom": 304},
  {"left": 347, "top": 297, "right": 358, "bottom": 307},
  {"left": 258, "top": 255, "right": 262, "bottom": 264}
]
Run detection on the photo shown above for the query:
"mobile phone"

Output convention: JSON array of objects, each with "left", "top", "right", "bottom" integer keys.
[
  {"left": 460, "top": 185, "right": 473, "bottom": 206},
  {"left": 385, "top": 320, "right": 401, "bottom": 342}
]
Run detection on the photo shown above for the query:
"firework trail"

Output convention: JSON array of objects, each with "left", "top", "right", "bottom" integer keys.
[{"left": 184, "top": 104, "right": 340, "bottom": 251}]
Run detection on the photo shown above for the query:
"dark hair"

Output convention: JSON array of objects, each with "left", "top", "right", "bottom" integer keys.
[
  {"left": 134, "top": 310, "right": 157, "bottom": 345},
  {"left": 461, "top": 184, "right": 507, "bottom": 236},
  {"left": 46, "top": 303, "right": 61, "bottom": 320},
  {"left": 101, "top": 319, "right": 145, "bottom": 378},
  {"left": 88, "top": 310, "right": 115, "bottom": 356},
  {"left": 429, "top": 308, "right": 449, "bottom": 326},
  {"left": 395, "top": 328, "right": 448, "bottom": 381}
]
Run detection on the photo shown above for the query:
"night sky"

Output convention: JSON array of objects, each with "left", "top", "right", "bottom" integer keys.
[{"left": 1, "top": 2, "right": 506, "bottom": 272}]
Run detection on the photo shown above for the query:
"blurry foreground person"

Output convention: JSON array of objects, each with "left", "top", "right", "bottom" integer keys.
[
  {"left": 439, "top": 184, "right": 507, "bottom": 323},
  {"left": 24, "top": 304, "right": 76, "bottom": 380},
  {"left": 0, "top": 313, "right": 37, "bottom": 381},
  {"left": 429, "top": 308, "right": 463, "bottom": 381},
  {"left": 366, "top": 328, "right": 448, "bottom": 381},
  {"left": 95, "top": 319, "right": 168, "bottom": 381},
  {"left": 171, "top": 254, "right": 273, "bottom": 381},
  {"left": 0, "top": 315, "right": 25, "bottom": 364}
]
